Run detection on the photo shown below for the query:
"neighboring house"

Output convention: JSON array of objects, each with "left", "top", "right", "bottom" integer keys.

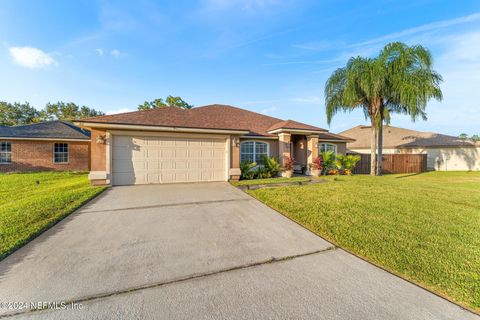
[
  {"left": 0, "top": 121, "right": 91, "bottom": 173},
  {"left": 74, "top": 104, "right": 352, "bottom": 185},
  {"left": 340, "top": 125, "right": 480, "bottom": 171}
]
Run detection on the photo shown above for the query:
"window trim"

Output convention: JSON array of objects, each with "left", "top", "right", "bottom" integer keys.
[
  {"left": 0, "top": 141, "right": 12, "bottom": 164},
  {"left": 53, "top": 142, "right": 69, "bottom": 164},
  {"left": 240, "top": 140, "right": 270, "bottom": 164},
  {"left": 318, "top": 142, "right": 337, "bottom": 154}
]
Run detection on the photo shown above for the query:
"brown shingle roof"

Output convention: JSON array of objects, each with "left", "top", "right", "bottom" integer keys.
[
  {"left": 318, "top": 131, "right": 355, "bottom": 142},
  {"left": 340, "top": 125, "right": 478, "bottom": 149},
  {"left": 266, "top": 119, "right": 327, "bottom": 132},
  {"left": 79, "top": 104, "right": 341, "bottom": 138}
]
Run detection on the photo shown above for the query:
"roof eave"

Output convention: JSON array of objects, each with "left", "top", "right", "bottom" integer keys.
[
  {"left": 0, "top": 137, "right": 90, "bottom": 142},
  {"left": 267, "top": 128, "right": 328, "bottom": 135},
  {"left": 74, "top": 121, "right": 250, "bottom": 135}
]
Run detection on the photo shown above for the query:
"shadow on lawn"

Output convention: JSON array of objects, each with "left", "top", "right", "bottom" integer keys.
[{"left": 394, "top": 172, "right": 428, "bottom": 179}]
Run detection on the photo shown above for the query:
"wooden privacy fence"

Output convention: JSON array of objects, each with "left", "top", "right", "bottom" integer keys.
[{"left": 349, "top": 153, "right": 427, "bottom": 174}]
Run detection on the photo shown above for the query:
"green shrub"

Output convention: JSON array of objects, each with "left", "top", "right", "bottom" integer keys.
[
  {"left": 335, "top": 154, "right": 361, "bottom": 175},
  {"left": 255, "top": 165, "right": 270, "bottom": 179},
  {"left": 240, "top": 161, "right": 256, "bottom": 180},
  {"left": 319, "top": 151, "right": 336, "bottom": 174},
  {"left": 261, "top": 155, "right": 281, "bottom": 177}
]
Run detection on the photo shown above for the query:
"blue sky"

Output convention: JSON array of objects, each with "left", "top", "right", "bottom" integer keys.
[{"left": 1, "top": 0, "right": 480, "bottom": 135}]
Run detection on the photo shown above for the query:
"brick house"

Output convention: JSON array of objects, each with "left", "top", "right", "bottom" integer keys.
[{"left": 0, "top": 121, "right": 91, "bottom": 173}]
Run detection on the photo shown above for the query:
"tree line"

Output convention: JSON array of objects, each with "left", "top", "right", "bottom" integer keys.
[
  {"left": 1, "top": 96, "right": 194, "bottom": 126},
  {"left": 459, "top": 133, "right": 480, "bottom": 142},
  {"left": 0, "top": 101, "right": 105, "bottom": 126}
]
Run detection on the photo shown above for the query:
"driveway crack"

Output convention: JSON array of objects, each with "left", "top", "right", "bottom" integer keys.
[
  {"left": 80, "top": 198, "right": 254, "bottom": 214},
  {"left": 0, "top": 246, "right": 336, "bottom": 318}
]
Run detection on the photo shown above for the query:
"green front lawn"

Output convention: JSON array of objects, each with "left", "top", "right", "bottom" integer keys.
[
  {"left": 0, "top": 171, "right": 106, "bottom": 260},
  {"left": 247, "top": 172, "right": 480, "bottom": 312}
]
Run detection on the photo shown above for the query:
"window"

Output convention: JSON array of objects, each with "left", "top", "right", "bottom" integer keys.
[
  {"left": 319, "top": 143, "right": 337, "bottom": 154},
  {"left": 54, "top": 143, "right": 68, "bottom": 163},
  {"left": 240, "top": 141, "right": 269, "bottom": 164},
  {"left": 0, "top": 142, "right": 12, "bottom": 164}
]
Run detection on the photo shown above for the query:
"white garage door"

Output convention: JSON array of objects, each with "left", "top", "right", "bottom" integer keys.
[{"left": 112, "top": 135, "right": 227, "bottom": 185}]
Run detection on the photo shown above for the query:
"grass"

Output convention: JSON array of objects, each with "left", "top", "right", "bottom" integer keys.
[
  {"left": 247, "top": 171, "right": 480, "bottom": 312},
  {"left": 0, "top": 171, "right": 106, "bottom": 260},
  {"left": 230, "top": 176, "right": 310, "bottom": 186}
]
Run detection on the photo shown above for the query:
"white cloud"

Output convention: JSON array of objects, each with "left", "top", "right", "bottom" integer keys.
[
  {"left": 292, "top": 41, "right": 331, "bottom": 51},
  {"left": 290, "top": 96, "right": 323, "bottom": 104},
  {"left": 110, "top": 49, "right": 121, "bottom": 57},
  {"left": 8, "top": 47, "right": 58, "bottom": 69},
  {"left": 204, "top": 0, "right": 282, "bottom": 12},
  {"left": 260, "top": 106, "right": 277, "bottom": 114},
  {"left": 105, "top": 107, "right": 134, "bottom": 115},
  {"left": 96, "top": 48, "right": 104, "bottom": 56},
  {"left": 352, "top": 12, "right": 480, "bottom": 48}
]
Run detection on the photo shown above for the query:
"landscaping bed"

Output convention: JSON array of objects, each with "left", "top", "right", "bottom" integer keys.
[
  {"left": 246, "top": 172, "right": 480, "bottom": 312},
  {"left": 0, "top": 171, "right": 106, "bottom": 260}
]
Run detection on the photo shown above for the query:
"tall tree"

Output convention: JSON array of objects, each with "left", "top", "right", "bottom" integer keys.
[
  {"left": 138, "top": 95, "right": 193, "bottom": 110},
  {"left": 42, "top": 102, "right": 105, "bottom": 121},
  {"left": 0, "top": 102, "right": 42, "bottom": 126},
  {"left": 325, "top": 57, "right": 384, "bottom": 175},
  {"left": 375, "top": 43, "right": 442, "bottom": 174},
  {"left": 325, "top": 42, "right": 442, "bottom": 175}
]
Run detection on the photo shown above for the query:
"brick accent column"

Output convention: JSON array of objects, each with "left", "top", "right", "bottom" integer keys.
[
  {"left": 278, "top": 133, "right": 291, "bottom": 166},
  {"left": 306, "top": 135, "right": 319, "bottom": 175},
  {"left": 229, "top": 135, "right": 241, "bottom": 181}
]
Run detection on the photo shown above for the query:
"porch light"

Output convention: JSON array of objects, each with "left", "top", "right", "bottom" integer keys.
[
  {"left": 232, "top": 137, "right": 240, "bottom": 147},
  {"left": 96, "top": 135, "right": 107, "bottom": 144}
]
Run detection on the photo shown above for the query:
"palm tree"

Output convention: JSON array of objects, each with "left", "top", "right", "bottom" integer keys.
[{"left": 325, "top": 42, "right": 442, "bottom": 175}]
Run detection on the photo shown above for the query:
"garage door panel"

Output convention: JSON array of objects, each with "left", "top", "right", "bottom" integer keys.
[
  {"left": 175, "top": 149, "right": 188, "bottom": 158},
  {"left": 175, "top": 160, "right": 188, "bottom": 170},
  {"left": 188, "top": 149, "right": 201, "bottom": 158},
  {"left": 112, "top": 135, "right": 226, "bottom": 185}
]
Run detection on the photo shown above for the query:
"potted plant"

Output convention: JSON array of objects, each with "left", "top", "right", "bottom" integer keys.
[
  {"left": 309, "top": 156, "right": 323, "bottom": 177},
  {"left": 281, "top": 156, "right": 294, "bottom": 178}
]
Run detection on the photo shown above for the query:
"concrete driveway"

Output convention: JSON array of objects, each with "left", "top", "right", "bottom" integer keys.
[{"left": 0, "top": 182, "right": 476, "bottom": 319}]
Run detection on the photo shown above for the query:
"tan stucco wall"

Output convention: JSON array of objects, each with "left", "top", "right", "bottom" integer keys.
[
  {"left": 403, "top": 147, "right": 480, "bottom": 171},
  {"left": 335, "top": 142, "right": 347, "bottom": 155},
  {"left": 292, "top": 135, "right": 307, "bottom": 165},
  {"left": 90, "top": 129, "right": 107, "bottom": 171}
]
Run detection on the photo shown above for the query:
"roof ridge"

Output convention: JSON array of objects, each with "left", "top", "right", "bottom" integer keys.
[
  {"left": 78, "top": 106, "right": 189, "bottom": 122},
  {"left": 194, "top": 104, "right": 284, "bottom": 122}
]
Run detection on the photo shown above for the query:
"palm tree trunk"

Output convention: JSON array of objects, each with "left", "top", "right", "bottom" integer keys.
[
  {"left": 370, "top": 123, "right": 377, "bottom": 176},
  {"left": 377, "top": 121, "right": 383, "bottom": 176}
]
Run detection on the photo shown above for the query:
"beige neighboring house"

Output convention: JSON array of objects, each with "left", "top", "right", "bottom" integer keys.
[
  {"left": 75, "top": 104, "right": 353, "bottom": 186},
  {"left": 340, "top": 125, "right": 480, "bottom": 171}
]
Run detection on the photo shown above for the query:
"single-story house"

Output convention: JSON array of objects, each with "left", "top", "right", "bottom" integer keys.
[
  {"left": 0, "top": 121, "right": 91, "bottom": 173},
  {"left": 75, "top": 104, "right": 353, "bottom": 185},
  {"left": 339, "top": 125, "right": 480, "bottom": 171}
]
